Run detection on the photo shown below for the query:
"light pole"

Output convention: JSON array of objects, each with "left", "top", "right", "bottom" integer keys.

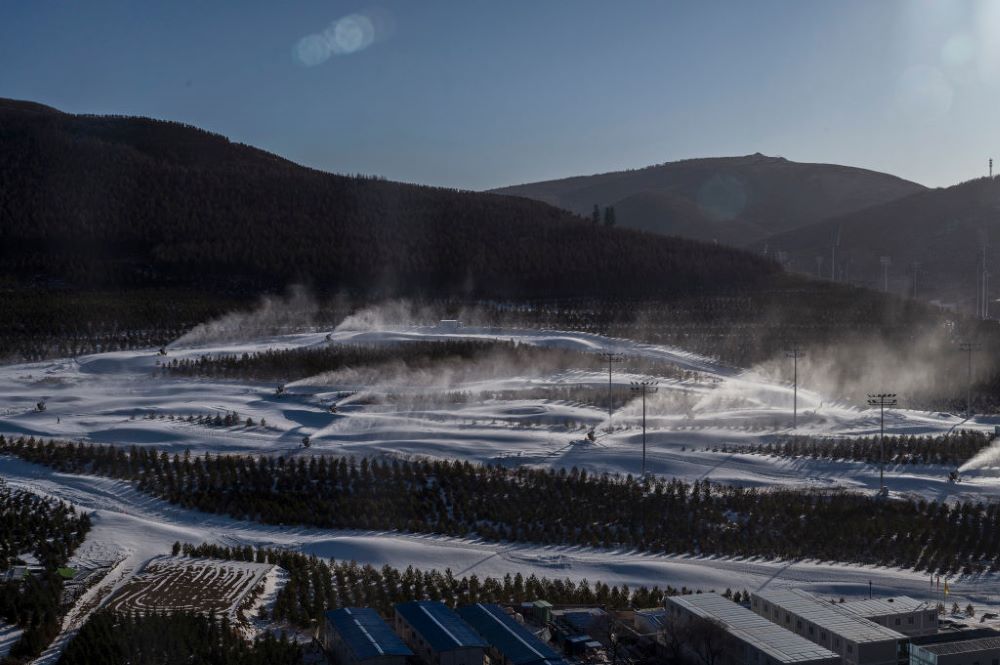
[
  {"left": 631, "top": 381, "right": 658, "bottom": 477},
  {"left": 600, "top": 352, "right": 625, "bottom": 429},
  {"left": 785, "top": 345, "right": 802, "bottom": 429},
  {"left": 958, "top": 341, "right": 979, "bottom": 416},
  {"left": 867, "top": 393, "right": 897, "bottom": 494}
]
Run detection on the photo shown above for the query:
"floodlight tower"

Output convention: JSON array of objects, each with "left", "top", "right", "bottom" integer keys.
[
  {"left": 630, "top": 381, "right": 658, "bottom": 477},
  {"left": 815, "top": 256, "right": 824, "bottom": 278},
  {"left": 830, "top": 227, "right": 842, "bottom": 281},
  {"left": 958, "top": 341, "right": 980, "bottom": 416},
  {"left": 867, "top": 393, "right": 898, "bottom": 494},
  {"left": 785, "top": 345, "right": 803, "bottom": 429},
  {"left": 991, "top": 158, "right": 993, "bottom": 178},
  {"left": 880, "top": 256, "right": 892, "bottom": 293},
  {"left": 600, "top": 352, "right": 625, "bottom": 428}
]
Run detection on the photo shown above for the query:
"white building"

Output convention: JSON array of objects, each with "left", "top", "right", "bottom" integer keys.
[
  {"left": 751, "top": 589, "right": 907, "bottom": 665},
  {"left": 839, "top": 597, "right": 938, "bottom": 637},
  {"left": 667, "top": 593, "right": 841, "bottom": 665}
]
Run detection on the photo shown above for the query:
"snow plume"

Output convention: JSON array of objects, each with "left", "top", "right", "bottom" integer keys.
[
  {"left": 751, "top": 325, "right": 982, "bottom": 409},
  {"left": 958, "top": 437, "right": 1000, "bottom": 473},
  {"left": 334, "top": 300, "right": 439, "bottom": 333},
  {"left": 171, "top": 286, "right": 319, "bottom": 348}
]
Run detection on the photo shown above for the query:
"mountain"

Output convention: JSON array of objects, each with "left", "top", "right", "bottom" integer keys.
[
  {"left": 762, "top": 176, "right": 1000, "bottom": 307},
  {"left": 491, "top": 154, "right": 925, "bottom": 246},
  {"left": 0, "top": 98, "right": 777, "bottom": 300}
]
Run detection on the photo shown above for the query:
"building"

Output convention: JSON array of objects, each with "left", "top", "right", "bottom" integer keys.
[
  {"left": 667, "top": 593, "right": 841, "bottom": 665},
  {"left": 907, "top": 628, "right": 1000, "bottom": 665},
  {"left": 634, "top": 608, "right": 667, "bottom": 635},
  {"left": 751, "top": 589, "right": 907, "bottom": 665},
  {"left": 321, "top": 607, "right": 413, "bottom": 665},
  {"left": 839, "top": 598, "right": 938, "bottom": 637},
  {"left": 909, "top": 634, "right": 1000, "bottom": 665},
  {"left": 456, "top": 603, "right": 568, "bottom": 665},
  {"left": 394, "top": 601, "right": 487, "bottom": 665}
]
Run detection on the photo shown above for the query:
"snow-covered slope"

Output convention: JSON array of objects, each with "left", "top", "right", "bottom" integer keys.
[{"left": 2, "top": 325, "right": 997, "bottom": 501}]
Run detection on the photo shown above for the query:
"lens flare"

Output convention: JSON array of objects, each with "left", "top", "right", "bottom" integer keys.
[{"left": 294, "top": 12, "right": 383, "bottom": 67}]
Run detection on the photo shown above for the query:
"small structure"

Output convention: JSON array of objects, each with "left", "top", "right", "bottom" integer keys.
[
  {"left": 456, "top": 603, "right": 568, "bottom": 665},
  {"left": 839, "top": 597, "right": 938, "bottom": 637},
  {"left": 321, "top": 607, "right": 413, "bottom": 665},
  {"left": 394, "top": 601, "right": 487, "bottom": 665},
  {"left": 634, "top": 607, "right": 667, "bottom": 635}
]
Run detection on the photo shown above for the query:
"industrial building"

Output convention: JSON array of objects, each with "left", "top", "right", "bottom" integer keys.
[
  {"left": 456, "top": 603, "right": 568, "bottom": 665},
  {"left": 394, "top": 600, "right": 488, "bottom": 665},
  {"left": 321, "top": 607, "right": 414, "bottom": 665},
  {"left": 666, "top": 593, "right": 841, "bottom": 665},
  {"left": 838, "top": 597, "right": 938, "bottom": 637},
  {"left": 751, "top": 589, "right": 906, "bottom": 665},
  {"left": 907, "top": 628, "right": 1000, "bottom": 665}
]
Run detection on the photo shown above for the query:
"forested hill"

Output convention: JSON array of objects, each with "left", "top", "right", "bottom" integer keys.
[
  {"left": 491, "top": 154, "right": 924, "bottom": 246},
  {"left": 0, "top": 98, "right": 779, "bottom": 299}
]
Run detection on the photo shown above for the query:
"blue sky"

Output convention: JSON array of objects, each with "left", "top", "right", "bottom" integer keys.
[{"left": 1, "top": 1, "right": 998, "bottom": 189}]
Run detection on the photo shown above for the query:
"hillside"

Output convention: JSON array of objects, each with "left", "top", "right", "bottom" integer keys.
[
  {"left": 491, "top": 154, "right": 924, "bottom": 246},
  {"left": 0, "top": 98, "right": 776, "bottom": 300},
  {"left": 763, "top": 176, "right": 1000, "bottom": 306}
]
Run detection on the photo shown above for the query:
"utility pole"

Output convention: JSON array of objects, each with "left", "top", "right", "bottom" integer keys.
[
  {"left": 786, "top": 345, "right": 802, "bottom": 429},
  {"left": 815, "top": 256, "right": 824, "bottom": 279},
  {"left": 911, "top": 261, "right": 921, "bottom": 299},
  {"left": 600, "top": 352, "right": 624, "bottom": 429},
  {"left": 880, "top": 256, "right": 892, "bottom": 293},
  {"left": 631, "top": 381, "right": 658, "bottom": 478},
  {"left": 990, "top": 158, "right": 993, "bottom": 178},
  {"left": 867, "top": 393, "right": 897, "bottom": 494},
  {"left": 958, "top": 341, "right": 980, "bottom": 416}
]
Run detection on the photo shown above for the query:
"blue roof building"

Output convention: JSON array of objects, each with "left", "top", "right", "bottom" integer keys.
[
  {"left": 321, "top": 607, "right": 413, "bottom": 665},
  {"left": 394, "top": 601, "right": 487, "bottom": 665},
  {"left": 456, "top": 603, "right": 569, "bottom": 665}
]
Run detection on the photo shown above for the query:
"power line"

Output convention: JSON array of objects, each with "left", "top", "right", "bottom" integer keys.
[
  {"left": 630, "top": 381, "right": 658, "bottom": 478},
  {"left": 866, "top": 393, "right": 897, "bottom": 495}
]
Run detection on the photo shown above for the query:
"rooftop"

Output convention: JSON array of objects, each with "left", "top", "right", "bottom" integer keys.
[
  {"left": 839, "top": 596, "right": 930, "bottom": 617},
  {"left": 669, "top": 594, "right": 840, "bottom": 665},
  {"left": 456, "top": 603, "right": 568, "bottom": 665},
  {"left": 754, "top": 589, "right": 905, "bottom": 644},
  {"left": 911, "top": 628, "right": 1000, "bottom": 647},
  {"left": 395, "top": 601, "right": 488, "bottom": 652},
  {"left": 919, "top": 636, "right": 1000, "bottom": 656},
  {"left": 326, "top": 608, "right": 413, "bottom": 661}
]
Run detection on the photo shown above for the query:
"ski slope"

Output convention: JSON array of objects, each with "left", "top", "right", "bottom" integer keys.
[{"left": 1, "top": 324, "right": 999, "bottom": 502}]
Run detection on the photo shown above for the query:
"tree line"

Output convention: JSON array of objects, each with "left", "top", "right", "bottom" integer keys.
[
  {"left": 174, "top": 542, "right": 702, "bottom": 629},
  {"left": 0, "top": 483, "right": 91, "bottom": 665},
  {"left": 729, "top": 430, "right": 992, "bottom": 467},
  {"left": 4, "top": 436, "right": 1000, "bottom": 574},
  {"left": 58, "top": 610, "right": 302, "bottom": 665}
]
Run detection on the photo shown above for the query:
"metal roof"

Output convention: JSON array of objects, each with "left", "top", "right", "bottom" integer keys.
[
  {"left": 754, "top": 589, "right": 905, "bottom": 644},
  {"left": 919, "top": 636, "right": 1000, "bottom": 656},
  {"left": 395, "top": 601, "right": 488, "bottom": 652},
  {"left": 839, "top": 596, "right": 930, "bottom": 617},
  {"left": 911, "top": 628, "right": 1000, "bottom": 647},
  {"left": 554, "top": 608, "right": 608, "bottom": 635},
  {"left": 669, "top": 594, "right": 840, "bottom": 665},
  {"left": 326, "top": 608, "right": 413, "bottom": 661},
  {"left": 456, "top": 603, "right": 569, "bottom": 665}
]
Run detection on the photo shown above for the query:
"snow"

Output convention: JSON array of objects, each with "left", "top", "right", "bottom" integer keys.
[
  {"left": 1, "top": 325, "right": 998, "bottom": 502},
  {"left": 6, "top": 324, "right": 1000, "bottom": 660}
]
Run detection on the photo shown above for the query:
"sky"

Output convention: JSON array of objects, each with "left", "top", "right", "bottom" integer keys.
[{"left": 1, "top": 1, "right": 999, "bottom": 190}]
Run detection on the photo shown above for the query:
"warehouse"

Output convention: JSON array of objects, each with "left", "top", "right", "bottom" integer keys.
[
  {"left": 839, "top": 597, "right": 938, "bottom": 637},
  {"left": 394, "top": 600, "right": 488, "bottom": 665},
  {"left": 752, "top": 589, "right": 906, "bottom": 665},
  {"left": 456, "top": 603, "right": 568, "bottom": 665},
  {"left": 321, "top": 607, "right": 413, "bottom": 665},
  {"left": 909, "top": 634, "right": 1000, "bottom": 665},
  {"left": 666, "top": 593, "right": 841, "bottom": 665}
]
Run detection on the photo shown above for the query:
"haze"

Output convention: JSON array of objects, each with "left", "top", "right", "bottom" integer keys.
[{"left": 2, "top": 0, "right": 998, "bottom": 190}]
